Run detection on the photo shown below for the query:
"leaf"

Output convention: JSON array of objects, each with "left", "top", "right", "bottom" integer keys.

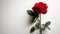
[
  {"left": 42, "top": 24, "right": 45, "bottom": 30},
  {"left": 32, "top": 14, "right": 39, "bottom": 22},
  {"left": 27, "top": 10, "right": 39, "bottom": 23},
  {"left": 42, "top": 22, "right": 51, "bottom": 30},
  {"left": 35, "top": 23, "right": 40, "bottom": 29},
  {"left": 27, "top": 10, "right": 35, "bottom": 16},
  {"left": 45, "top": 21, "right": 51, "bottom": 27},
  {"left": 42, "top": 22, "right": 51, "bottom": 31},
  {"left": 36, "top": 14, "right": 39, "bottom": 18},
  {"left": 32, "top": 16, "right": 36, "bottom": 22},
  {"left": 46, "top": 27, "right": 51, "bottom": 30},
  {"left": 30, "top": 27, "right": 35, "bottom": 33},
  {"left": 42, "top": 24, "right": 45, "bottom": 26}
]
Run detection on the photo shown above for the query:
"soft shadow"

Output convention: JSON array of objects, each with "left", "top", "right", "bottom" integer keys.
[
  {"left": 27, "top": 15, "right": 34, "bottom": 25},
  {"left": 42, "top": 29, "right": 47, "bottom": 34}
]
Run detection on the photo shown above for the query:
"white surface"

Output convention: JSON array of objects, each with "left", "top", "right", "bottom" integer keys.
[{"left": 0, "top": 0, "right": 60, "bottom": 34}]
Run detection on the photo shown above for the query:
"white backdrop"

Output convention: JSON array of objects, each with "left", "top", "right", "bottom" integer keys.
[{"left": 0, "top": 0, "right": 60, "bottom": 34}]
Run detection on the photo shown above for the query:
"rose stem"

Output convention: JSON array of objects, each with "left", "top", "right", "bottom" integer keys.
[{"left": 40, "top": 14, "right": 42, "bottom": 34}]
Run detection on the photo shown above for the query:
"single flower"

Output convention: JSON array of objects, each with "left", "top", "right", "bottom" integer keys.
[{"left": 32, "top": 2, "right": 48, "bottom": 14}]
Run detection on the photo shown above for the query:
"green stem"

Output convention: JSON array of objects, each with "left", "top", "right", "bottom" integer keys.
[{"left": 40, "top": 14, "right": 42, "bottom": 34}]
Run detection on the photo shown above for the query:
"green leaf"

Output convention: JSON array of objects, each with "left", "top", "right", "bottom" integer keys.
[
  {"left": 42, "top": 22, "right": 51, "bottom": 31},
  {"left": 46, "top": 27, "right": 51, "bottom": 30},
  {"left": 42, "top": 24, "right": 45, "bottom": 26},
  {"left": 30, "top": 27, "right": 35, "bottom": 33},
  {"left": 42, "top": 24, "right": 45, "bottom": 30},
  {"left": 32, "top": 16, "right": 36, "bottom": 22},
  {"left": 27, "top": 10, "right": 39, "bottom": 23},
  {"left": 45, "top": 21, "right": 51, "bottom": 27},
  {"left": 36, "top": 14, "right": 39, "bottom": 18},
  {"left": 35, "top": 23, "right": 40, "bottom": 29},
  {"left": 32, "top": 14, "right": 39, "bottom": 22},
  {"left": 27, "top": 10, "right": 35, "bottom": 16}
]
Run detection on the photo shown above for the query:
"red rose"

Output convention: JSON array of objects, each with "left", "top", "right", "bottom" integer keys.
[{"left": 32, "top": 2, "right": 48, "bottom": 14}]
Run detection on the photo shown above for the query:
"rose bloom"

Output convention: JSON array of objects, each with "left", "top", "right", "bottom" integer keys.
[{"left": 32, "top": 2, "right": 48, "bottom": 14}]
